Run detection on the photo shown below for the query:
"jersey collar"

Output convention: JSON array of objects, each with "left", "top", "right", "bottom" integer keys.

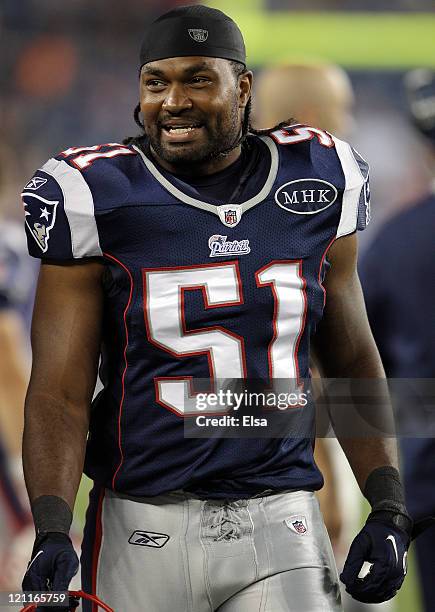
[{"left": 133, "top": 136, "right": 279, "bottom": 227}]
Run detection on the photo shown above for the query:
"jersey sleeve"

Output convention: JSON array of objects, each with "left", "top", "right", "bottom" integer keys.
[
  {"left": 22, "top": 157, "right": 102, "bottom": 260},
  {"left": 332, "top": 137, "right": 371, "bottom": 238}
]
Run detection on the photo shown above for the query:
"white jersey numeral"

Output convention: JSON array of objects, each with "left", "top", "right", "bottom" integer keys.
[
  {"left": 271, "top": 125, "right": 334, "bottom": 148},
  {"left": 144, "top": 263, "right": 246, "bottom": 416},
  {"left": 144, "top": 261, "right": 307, "bottom": 415},
  {"left": 60, "top": 143, "right": 135, "bottom": 170},
  {"left": 256, "top": 261, "right": 306, "bottom": 386}
]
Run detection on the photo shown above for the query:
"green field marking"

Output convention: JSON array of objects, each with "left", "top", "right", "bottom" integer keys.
[
  {"left": 397, "top": 548, "right": 423, "bottom": 612},
  {"left": 204, "top": 6, "right": 435, "bottom": 68},
  {"left": 74, "top": 474, "right": 93, "bottom": 530},
  {"left": 206, "top": 0, "right": 263, "bottom": 11}
]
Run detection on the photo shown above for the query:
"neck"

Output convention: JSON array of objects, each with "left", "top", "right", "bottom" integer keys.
[
  {"left": 150, "top": 145, "right": 242, "bottom": 176},
  {"left": 149, "top": 144, "right": 243, "bottom": 177}
]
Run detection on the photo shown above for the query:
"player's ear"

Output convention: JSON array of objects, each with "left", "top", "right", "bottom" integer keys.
[{"left": 239, "top": 71, "right": 253, "bottom": 108}]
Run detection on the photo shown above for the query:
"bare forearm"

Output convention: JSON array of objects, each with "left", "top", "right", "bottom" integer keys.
[
  {"left": 314, "top": 238, "right": 400, "bottom": 492},
  {"left": 338, "top": 437, "right": 398, "bottom": 492},
  {"left": 23, "top": 390, "right": 89, "bottom": 511},
  {"left": 23, "top": 261, "right": 103, "bottom": 512},
  {"left": 330, "top": 357, "right": 399, "bottom": 492},
  {"left": 320, "top": 348, "right": 398, "bottom": 491}
]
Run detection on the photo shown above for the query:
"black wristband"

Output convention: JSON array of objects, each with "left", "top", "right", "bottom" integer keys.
[
  {"left": 364, "top": 466, "right": 405, "bottom": 507},
  {"left": 31, "top": 495, "right": 73, "bottom": 536},
  {"left": 364, "top": 466, "right": 412, "bottom": 534}
]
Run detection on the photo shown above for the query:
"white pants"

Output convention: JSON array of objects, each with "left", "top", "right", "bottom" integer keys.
[{"left": 82, "top": 487, "right": 342, "bottom": 612}]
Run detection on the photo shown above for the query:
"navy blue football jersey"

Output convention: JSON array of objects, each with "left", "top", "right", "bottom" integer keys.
[{"left": 22, "top": 125, "right": 370, "bottom": 498}]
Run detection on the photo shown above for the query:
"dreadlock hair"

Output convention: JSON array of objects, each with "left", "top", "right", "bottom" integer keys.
[{"left": 123, "top": 61, "right": 295, "bottom": 150}]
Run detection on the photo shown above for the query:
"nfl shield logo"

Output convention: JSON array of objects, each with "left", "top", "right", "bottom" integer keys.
[
  {"left": 285, "top": 515, "right": 308, "bottom": 535},
  {"left": 188, "top": 29, "right": 208, "bottom": 43},
  {"left": 292, "top": 520, "right": 307, "bottom": 534},
  {"left": 224, "top": 210, "right": 238, "bottom": 226},
  {"left": 217, "top": 204, "right": 243, "bottom": 227}
]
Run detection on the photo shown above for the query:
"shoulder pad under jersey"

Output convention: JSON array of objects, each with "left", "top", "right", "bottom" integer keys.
[
  {"left": 22, "top": 142, "right": 137, "bottom": 259},
  {"left": 268, "top": 124, "right": 371, "bottom": 237}
]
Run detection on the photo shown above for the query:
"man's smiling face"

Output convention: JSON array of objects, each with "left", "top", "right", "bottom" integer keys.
[{"left": 139, "top": 56, "right": 251, "bottom": 174}]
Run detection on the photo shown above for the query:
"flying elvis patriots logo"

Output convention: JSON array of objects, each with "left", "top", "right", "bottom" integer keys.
[{"left": 22, "top": 191, "right": 58, "bottom": 253}]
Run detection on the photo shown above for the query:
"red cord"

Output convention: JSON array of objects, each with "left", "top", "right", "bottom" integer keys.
[{"left": 19, "top": 590, "right": 114, "bottom": 612}]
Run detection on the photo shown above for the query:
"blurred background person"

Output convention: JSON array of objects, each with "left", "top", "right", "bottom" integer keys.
[
  {"left": 0, "top": 238, "right": 34, "bottom": 595},
  {"left": 254, "top": 61, "right": 393, "bottom": 612},
  {"left": 0, "top": 144, "right": 83, "bottom": 602},
  {"left": 0, "top": 154, "right": 35, "bottom": 588},
  {"left": 255, "top": 63, "right": 355, "bottom": 138},
  {"left": 359, "top": 68, "right": 435, "bottom": 612}
]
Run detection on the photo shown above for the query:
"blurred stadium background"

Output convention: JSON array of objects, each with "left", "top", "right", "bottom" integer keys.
[{"left": 1, "top": 0, "right": 434, "bottom": 610}]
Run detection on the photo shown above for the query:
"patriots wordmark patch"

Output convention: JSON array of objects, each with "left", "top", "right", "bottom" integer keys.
[
  {"left": 25, "top": 176, "right": 48, "bottom": 191},
  {"left": 285, "top": 515, "right": 308, "bottom": 535},
  {"left": 128, "top": 530, "right": 170, "bottom": 548},
  {"left": 188, "top": 28, "right": 208, "bottom": 42},
  {"left": 209, "top": 235, "right": 250, "bottom": 258},
  {"left": 22, "top": 192, "right": 59, "bottom": 253}
]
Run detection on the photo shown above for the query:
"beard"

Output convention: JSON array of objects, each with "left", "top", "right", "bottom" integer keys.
[{"left": 147, "top": 101, "right": 241, "bottom": 170}]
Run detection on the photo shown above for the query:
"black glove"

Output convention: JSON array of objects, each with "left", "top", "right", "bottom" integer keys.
[
  {"left": 341, "top": 502, "right": 435, "bottom": 603},
  {"left": 342, "top": 466, "right": 435, "bottom": 603},
  {"left": 340, "top": 517, "right": 410, "bottom": 603},
  {"left": 22, "top": 532, "right": 79, "bottom": 610}
]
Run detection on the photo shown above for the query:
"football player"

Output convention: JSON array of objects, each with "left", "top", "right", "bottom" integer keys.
[{"left": 21, "top": 6, "right": 420, "bottom": 611}]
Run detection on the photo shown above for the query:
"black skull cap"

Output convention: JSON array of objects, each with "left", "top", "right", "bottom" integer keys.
[{"left": 139, "top": 5, "right": 246, "bottom": 69}]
